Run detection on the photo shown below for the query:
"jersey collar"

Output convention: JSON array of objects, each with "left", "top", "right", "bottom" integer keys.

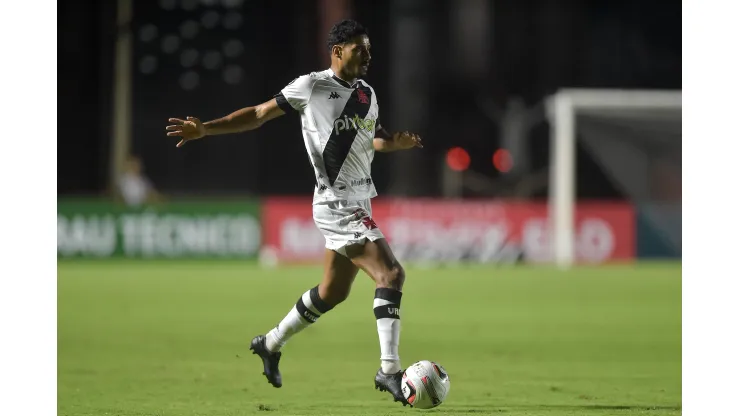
[{"left": 328, "top": 68, "right": 358, "bottom": 89}]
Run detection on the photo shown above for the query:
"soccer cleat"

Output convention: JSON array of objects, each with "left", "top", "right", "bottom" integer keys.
[
  {"left": 249, "top": 335, "right": 282, "bottom": 388},
  {"left": 374, "top": 368, "right": 408, "bottom": 406}
]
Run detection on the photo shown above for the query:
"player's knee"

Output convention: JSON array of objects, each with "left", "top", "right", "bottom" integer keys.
[
  {"left": 320, "top": 283, "right": 352, "bottom": 308},
  {"left": 327, "top": 288, "right": 351, "bottom": 307},
  {"left": 376, "top": 263, "right": 405, "bottom": 290}
]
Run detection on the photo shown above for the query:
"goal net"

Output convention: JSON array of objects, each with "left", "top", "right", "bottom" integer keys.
[{"left": 547, "top": 89, "right": 682, "bottom": 268}]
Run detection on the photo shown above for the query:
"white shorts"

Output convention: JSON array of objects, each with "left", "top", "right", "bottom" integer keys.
[{"left": 313, "top": 198, "right": 385, "bottom": 257}]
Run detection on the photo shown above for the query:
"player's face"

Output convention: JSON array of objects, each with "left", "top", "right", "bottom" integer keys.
[{"left": 343, "top": 35, "right": 371, "bottom": 78}]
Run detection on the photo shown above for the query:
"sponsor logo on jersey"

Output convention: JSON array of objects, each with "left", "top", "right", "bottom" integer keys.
[
  {"left": 350, "top": 178, "right": 372, "bottom": 186},
  {"left": 333, "top": 114, "right": 376, "bottom": 135},
  {"left": 329, "top": 91, "right": 341, "bottom": 99}
]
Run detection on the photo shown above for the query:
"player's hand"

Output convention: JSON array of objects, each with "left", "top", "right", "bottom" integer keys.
[
  {"left": 166, "top": 116, "right": 207, "bottom": 147},
  {"left": 393, "top": 131, "right": 423, "bottom": 150}
]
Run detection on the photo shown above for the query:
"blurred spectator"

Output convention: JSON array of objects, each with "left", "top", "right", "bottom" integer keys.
[{"left": 114, "top": 155, "right": 163, "bottom": 207}]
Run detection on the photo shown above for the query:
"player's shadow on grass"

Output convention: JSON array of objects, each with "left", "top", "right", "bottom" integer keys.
[
  {"left": 427, "top": 404, "right": 682, "bottom": 413},
  {"left": 537, "top": 405, "right": 681, "bottom": 411}
]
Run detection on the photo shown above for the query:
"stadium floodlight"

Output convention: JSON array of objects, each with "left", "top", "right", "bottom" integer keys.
[{"left": 546, "top": 88, "right": 682, "bottom": 269}]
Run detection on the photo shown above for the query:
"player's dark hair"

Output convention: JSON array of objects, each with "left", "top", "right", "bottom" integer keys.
[{"left": 326, "top": 19, "right": 368, "bottom": 51}]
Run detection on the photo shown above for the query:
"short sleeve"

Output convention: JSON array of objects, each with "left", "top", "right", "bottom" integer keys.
[
  {"left": 372, "top": 89, "right": 383, "bottom": 132},
  {"left": 374, "top": 96, "right": 391, "bottom": 139},
  {"left": 274, "top": 74, "right": 315, "bottom": 113}
]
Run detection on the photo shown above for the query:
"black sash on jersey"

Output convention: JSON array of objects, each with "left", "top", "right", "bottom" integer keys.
[{"left": 322, "top": 86, "right": 373, "bottom": 187}]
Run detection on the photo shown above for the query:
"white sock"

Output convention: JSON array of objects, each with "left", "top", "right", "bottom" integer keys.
[
  {"left": 265, "top": 286, "right": 332, "bottom": 353},
  {"left": 374, "top": 288, "right": 402, "bottom": 374}
]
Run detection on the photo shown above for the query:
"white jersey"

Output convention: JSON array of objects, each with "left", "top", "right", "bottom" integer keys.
[{"left": 275, "top": 68, "right": 380, "bottom": 203}]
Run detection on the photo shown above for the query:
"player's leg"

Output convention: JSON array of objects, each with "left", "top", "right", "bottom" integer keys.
[
  {"left": 250, "top": 248, "right": 359, "bottom": 387},
  {"left": 317, "top": 247, "right": 361, "bottom": 306},
  {"left": 265, "top": 248, "right": 359, "bottom": 350},
  {"left": 346, "top": 238, "right": 404, "bottom": 370},
  {"left": 345, "top": 238, "right": 408, "bottom": 405}
]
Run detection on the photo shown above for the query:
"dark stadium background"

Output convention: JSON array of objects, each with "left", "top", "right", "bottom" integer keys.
[
  {"left": 56, "top": 3, "right": 682, "bottom": 415},
  {"left": 58, "top": 0, "right": 681, "bottom": 200}
]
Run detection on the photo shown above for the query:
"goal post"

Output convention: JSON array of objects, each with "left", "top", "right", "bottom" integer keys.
[{"left": 546, "top": 88, "right": 682, "bottom": 269}]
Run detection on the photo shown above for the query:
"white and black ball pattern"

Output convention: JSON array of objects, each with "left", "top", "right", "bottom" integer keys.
[{"left": 401, "top": 360, "right": 451, "bottom": 409}]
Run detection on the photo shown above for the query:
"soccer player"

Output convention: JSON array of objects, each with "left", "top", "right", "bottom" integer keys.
[{"left": 165, "top": 19, "right": 422, "bottom": 406}]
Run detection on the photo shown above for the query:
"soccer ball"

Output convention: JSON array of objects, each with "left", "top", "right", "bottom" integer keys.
[{"left": 401, "top": 360, "right": 450, "bottom": 409}]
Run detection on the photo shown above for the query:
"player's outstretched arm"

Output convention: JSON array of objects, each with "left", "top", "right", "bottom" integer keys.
[
  {"left": 166, "top": 98, "right": 285, "bottom": 147},
  {"left": 373, "top": 126, "right": 423, "bottom": 152}
]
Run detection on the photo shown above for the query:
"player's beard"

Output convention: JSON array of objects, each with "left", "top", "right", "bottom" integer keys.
[{"left": 359, "top": 62, "right": 370, "bottom": 76}]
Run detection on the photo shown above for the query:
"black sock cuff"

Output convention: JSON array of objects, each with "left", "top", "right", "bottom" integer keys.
[
  {"left": 374, "top": 288, "right": 402, "bottom": 305},
  {"left": 295, "top": 297, "right": 320, "bottom": 323},
  {"left": 374, "top": 303, "right": 401, "bottom": 319},
  {"left": 310, "top": 286, "right": 333, "bottom": 314}
]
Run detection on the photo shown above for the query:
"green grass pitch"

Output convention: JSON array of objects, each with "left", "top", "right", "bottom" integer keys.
[{"left": 58, "top": 261, "right": 681, "bottom": 416}]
